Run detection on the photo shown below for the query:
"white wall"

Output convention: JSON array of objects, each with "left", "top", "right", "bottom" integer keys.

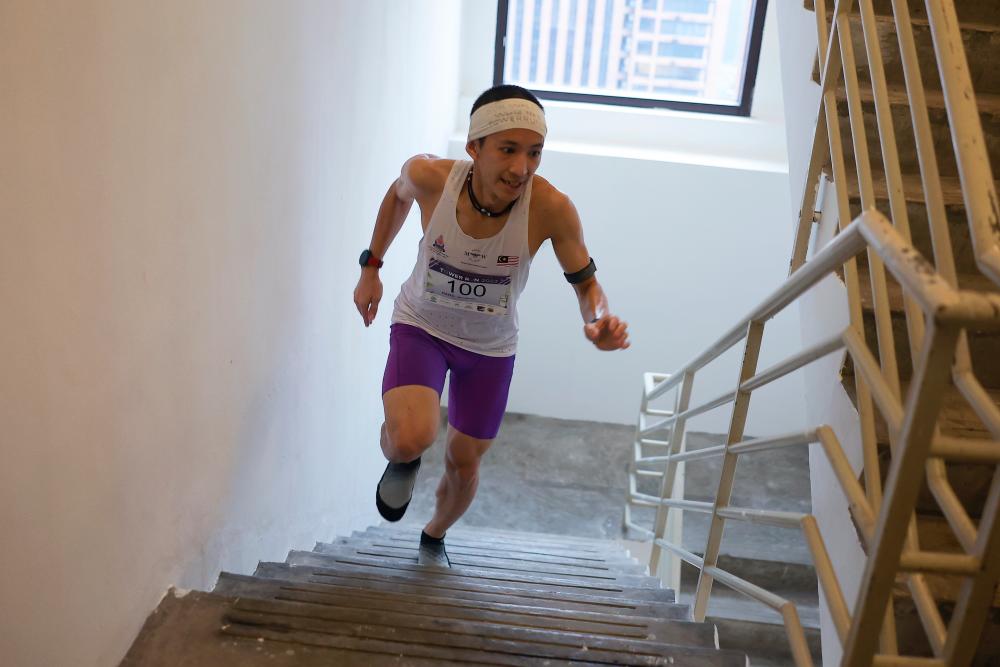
[
  {"left": 0, "top": 2, "right": 459, "bottom": 666},
  {"left": 450, "top": 2, "right": 807, "bottom": 433},
  {"left": 773, "top": 4, "right": 868, "bottom": 666}
]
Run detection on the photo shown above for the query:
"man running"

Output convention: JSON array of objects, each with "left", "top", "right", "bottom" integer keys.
[{"left": 353, "top": 85, "right": 629, "bottom": 567}]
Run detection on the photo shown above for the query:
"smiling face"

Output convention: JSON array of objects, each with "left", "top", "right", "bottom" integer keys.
[{"left": 466, "top": 128, "right": 544, "bottom": 208}]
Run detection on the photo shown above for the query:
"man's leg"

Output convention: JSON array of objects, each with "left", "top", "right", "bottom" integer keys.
[
  {"left": 424, "top": 425, "right": 493, "bottom": 537},
  {"left": 381, "top": 385, "right": 441, "bottom": 463},
  {"left": 376, "top": 324, "right": 448, "bottom": 522},
  {"left": 418, "top": 425, "right": 493, "bottom": 566}
]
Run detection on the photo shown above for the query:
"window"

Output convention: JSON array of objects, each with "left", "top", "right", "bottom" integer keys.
[
  {"left": 495, "top": 0, "right": 769, "bottom": 115},
  {"left": 657, "top": 42, "right": 705, "bottom": 59},
  {"left": 660, "top": 19, "right": 710, "bottom": 37},
  {"left": 663, "top": 0, "right": 712, "bottom": 13}
]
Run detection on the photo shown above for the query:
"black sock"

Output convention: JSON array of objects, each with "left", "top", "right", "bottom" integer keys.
[
  {"left": 393, "top": 457, "right": 421, "bottom": 470},
  {"left": 420, "top": 529, "right": 445, "bottom": 545}
]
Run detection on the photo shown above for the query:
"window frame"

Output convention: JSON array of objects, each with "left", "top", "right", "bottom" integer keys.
[{"left": 492, "top": 0, "right": 770, "bottom": 117}]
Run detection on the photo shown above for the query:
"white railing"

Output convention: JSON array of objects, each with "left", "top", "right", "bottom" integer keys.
[{"left": 626, "top": 0, "right": 1000, "bottom": 664}]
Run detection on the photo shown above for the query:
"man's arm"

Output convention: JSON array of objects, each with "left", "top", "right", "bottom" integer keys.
[
  {"left": 547, "top": 192, "right": 630, "bottom": 351},
  {"left": 353, "top": 155, "right": 434, "bottom": 327}
]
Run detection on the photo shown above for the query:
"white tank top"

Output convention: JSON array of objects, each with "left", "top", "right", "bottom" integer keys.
[{"left": 391, "top": 160, "right": 533, "bottom": 357}]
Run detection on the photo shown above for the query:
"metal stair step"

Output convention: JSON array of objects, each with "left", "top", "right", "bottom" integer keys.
[
  {"left": 304, "top": 543, "right": 662, "bottom": 591},
  {"left": 213, "top": 572, "right": 710, "bottom": 646},
  {"left": 250, "top": 561, "right": 686, "bottom": 617},
  {"left": 284, "top": 550, "right": 676, "bottom": 601},
  {"left": 355, "top": 527, "right": 641, "bottom": 565},
  {"left": 222, "top": 595, "right": 748, "bottom": 667},
  {"left": 323, "top": 536, "right": 648, "bottom": 576}
]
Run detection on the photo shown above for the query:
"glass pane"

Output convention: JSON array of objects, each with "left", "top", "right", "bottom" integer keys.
[{"left": 502, "top": 0, "right": 758, "bottom": 107}]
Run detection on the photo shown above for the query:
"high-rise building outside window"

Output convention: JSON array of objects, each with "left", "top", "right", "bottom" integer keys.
[{"left": 494, "top": 0, "right": 768, "bottom": 115}]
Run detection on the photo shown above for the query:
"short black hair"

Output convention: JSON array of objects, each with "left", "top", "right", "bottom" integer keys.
[{"left": 470, "top": 85, "right": 544, "bottom": 115}]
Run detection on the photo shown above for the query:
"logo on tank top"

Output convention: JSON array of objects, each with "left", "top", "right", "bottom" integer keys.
[
  {"left": 432, "top": 235, "right": 446, "bottom": 254},
  {"left": 497, "top": 255, "right": 519, "bottom": 267},
  {"left": 464, "top": 248, "right": 488, "bottom": 265}
]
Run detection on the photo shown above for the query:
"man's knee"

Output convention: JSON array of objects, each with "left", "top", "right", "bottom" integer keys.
[
  {"left": 385, "top": 420, "right": 437, "bottom": 461},
  {"left": 444, "top": 452, "right": 482, "bottom": 487}
]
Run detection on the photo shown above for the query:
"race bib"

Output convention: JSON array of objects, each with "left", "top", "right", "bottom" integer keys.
[{"left": 424, "top": 258, "right": 511, "bottom": 315}]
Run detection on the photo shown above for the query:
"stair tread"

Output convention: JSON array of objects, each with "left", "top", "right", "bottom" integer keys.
[
  {"left": 369, "top": 524, "right": 624, "bottom": 553},
  {"left": 251, "top": 561, "right": 686, "bottom": 616},
  {"left": 839, "top": 169, "right": 1000, "bottom": 208},
  {"left": 355, "top": 528, "right": 640, "bottom": 564},
  {"left": 844, "top": 80, "right": 1000, "bottom": 116},
  {"left": 294, "top": 545, "right": 663, "bottom": 592},
  {"left": 806, "top": 0, "right": 1000, "bottom": 28},
  {"left": 855, "top": 261, "right": 999, "bottom": 314},
  {"left": 285, "top": 550, "right": 675, "bottom": 600},
  {"left": 319, "top": 538, "right": 647, "bottom": 577},
  {"left": 214, "top": 572, "right": 709, "bottom": 645},
  {"left": 224, "top": 595, "right": 747, "bottom": 666},
  {"left": 121, "top": 590, "right": 449, "bottom": 666}
]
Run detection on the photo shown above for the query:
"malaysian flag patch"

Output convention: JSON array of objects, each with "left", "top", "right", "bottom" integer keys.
[{"left": 496, "top": 255, "right": 519, "bottom": 266}]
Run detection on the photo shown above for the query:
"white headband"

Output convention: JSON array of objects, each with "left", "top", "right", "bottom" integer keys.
[{"left": 467, "top": 98, "right": 547, "bottom": 142}]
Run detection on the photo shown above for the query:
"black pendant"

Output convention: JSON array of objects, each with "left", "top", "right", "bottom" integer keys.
[{"left": 466, "top": 168, "right": 517, "bottom": 218}]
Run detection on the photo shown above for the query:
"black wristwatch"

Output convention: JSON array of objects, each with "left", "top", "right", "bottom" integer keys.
[{"left": 359, "top": 249, "right": 384, "bottom": 269}]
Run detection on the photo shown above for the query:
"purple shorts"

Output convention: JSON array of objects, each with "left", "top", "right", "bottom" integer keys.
[{"left": 382, "top": 323, "right": 515, "bottom": 440}]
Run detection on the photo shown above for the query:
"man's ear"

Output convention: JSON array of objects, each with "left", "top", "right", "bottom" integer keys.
[{"left": 465, "top": 139, "right": 479, "bottom": 160}]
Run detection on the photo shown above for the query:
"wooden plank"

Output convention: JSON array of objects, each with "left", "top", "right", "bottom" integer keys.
[
  {"left": 225, "top": 597, "right": 747, "bottom": 666},
  {"left": 363, "top": 525, "right": 622, "bottom": 556},
  {"left": 120, "top": 590, "right": 447, "bottom": 666},
  {"left": 356, "top": 528, "right": 639, "bottom": 565},
  {"left": 286, "top": 550, "right": 670, "bottom": 599},
  {"left": 308, "top": 544, "right": 661, "bottom": 590},
  {"left": 215, "top": 573, "right": 712, "bottom": 646},
  {"left": 250, "top": 562, "right": 685, "bottom": 617},
  {"left": 318, "top": 540, "right": 647, "bottom": 578}
]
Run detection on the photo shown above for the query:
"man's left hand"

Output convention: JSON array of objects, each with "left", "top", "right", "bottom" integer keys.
[{"left": 584, "top": 316, "right": 630, "bottom": 351}]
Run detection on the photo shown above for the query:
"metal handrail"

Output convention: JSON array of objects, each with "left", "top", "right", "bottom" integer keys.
[{"left": 625, "top": 4, "right": 1000, "bottom": 649}]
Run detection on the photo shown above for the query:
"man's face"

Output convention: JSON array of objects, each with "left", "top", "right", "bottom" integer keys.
[{"left": 466, "top": 128, "right": 544, "bottom": 202}]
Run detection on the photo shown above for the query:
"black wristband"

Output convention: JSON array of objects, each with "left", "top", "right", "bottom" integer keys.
[{"left": 564, "top": 257, "right": 596, "bottom": 285}]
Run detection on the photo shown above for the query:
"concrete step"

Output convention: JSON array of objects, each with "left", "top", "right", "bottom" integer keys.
[
  {"left": 842, "top": 180, "right": 984, "bottom": 278},
  {"left": 250, "top": 561, "right": 688, "bottom": 618},
  {"left": 221, "top": 594, "right": 750, "bottom": 667},
  {"left": 832, "top": 14, "right": 1000, "bottom": 96},
  {"left": 359, "top": 525, "right": 640, "bottom": 564},
  {"left": 325, "top": 535, "right": 648, "bottom": 575},
  {"left": 308, "top": 542, "right": 659, "bottom": 590},
  {"left": 213, "top": 572, "right": 712, "bottom": 646},
  {"left": 836, "top": 89, "right": 1000, "bottom": 180},
  {"left": 807, "top": 0, "right": 1000, "bottom": 26},
  {"left": 676, "top": 588, "right": 822, "bottom": 667},
  {"left": 285, "top": 549, "right": 676, "bottom": 601},
  {"left": 851, "top": 261, "right": 1000, "bottom": 387},
  {"left": 842, "top": 360, "right": 999, "bottom": 519}
]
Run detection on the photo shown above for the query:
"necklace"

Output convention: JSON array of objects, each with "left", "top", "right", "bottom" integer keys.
[{"left": 466, "top": 167, "right": 518, "bottom": 218}]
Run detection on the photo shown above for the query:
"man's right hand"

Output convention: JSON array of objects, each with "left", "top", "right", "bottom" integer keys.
[{"left": 353, "top": 269, "right": 383, "bottom": 327}]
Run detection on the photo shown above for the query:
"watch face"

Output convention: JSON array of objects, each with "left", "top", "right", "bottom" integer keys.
[{"left": 359, "top": 249, "right": 371, "bottom": 266}]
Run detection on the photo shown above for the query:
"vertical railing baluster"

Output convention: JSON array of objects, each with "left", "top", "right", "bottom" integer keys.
[{"left": 692, "top": 320, "right": 765, "bottom": 621}]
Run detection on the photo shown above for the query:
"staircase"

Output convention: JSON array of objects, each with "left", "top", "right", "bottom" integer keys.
[
  {"left": 121, "top": 525, "right": 750, "bottom": 665},
  {"left": 808, "top": 0, "right": 1000, "bottom": 660}
]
